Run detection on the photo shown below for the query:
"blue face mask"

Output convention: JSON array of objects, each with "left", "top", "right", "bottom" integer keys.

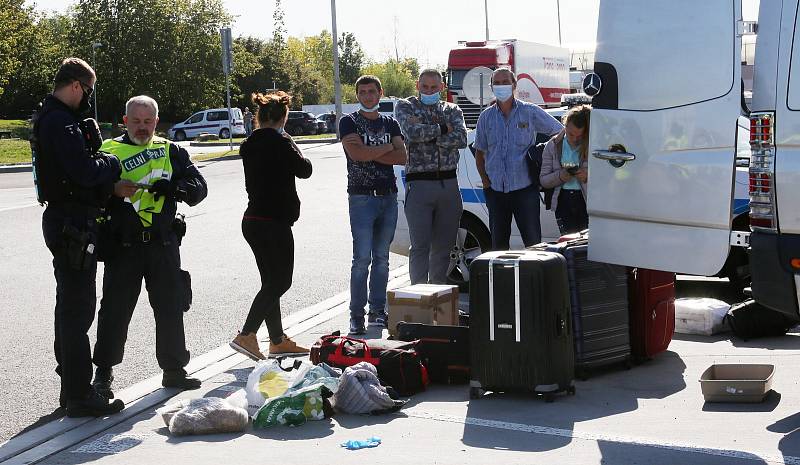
[
  {"left": 277, "top": 127, "right": 285, "bottom": 135},
  {"left": 420, "top": 91, "right": 440, "bottom": 105},
  {"left": 492, "top": 85, "right": 514, "bottom": 102},
  {"left": 359, "top": 103, "right": 380, "bottom": 113}
]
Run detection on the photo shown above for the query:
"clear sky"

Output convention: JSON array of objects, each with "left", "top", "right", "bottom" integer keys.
[{"left": 28, "top": 0, "right": 760, "bottom": 69}]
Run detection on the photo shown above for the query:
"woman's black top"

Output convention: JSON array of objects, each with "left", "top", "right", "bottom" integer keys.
[{"left": 240, "top": 128, "right": 312, "bottom": 223}]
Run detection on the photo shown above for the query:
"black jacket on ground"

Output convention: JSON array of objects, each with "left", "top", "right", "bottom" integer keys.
[
  {"left": 240, "top": 128, "right": 312, "bottom": 223},
  {"left": 104, "top": 134, "right": 207, "bottom": 239}
]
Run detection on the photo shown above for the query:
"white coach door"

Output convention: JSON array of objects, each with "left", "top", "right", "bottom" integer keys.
[{"left": 586, "top": 0, "right": 741, "bottom": 275}]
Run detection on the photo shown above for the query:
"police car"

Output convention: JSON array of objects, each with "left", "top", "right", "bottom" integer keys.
[{"left": 391, "top": 119, "right": 752, "bottom": 290}]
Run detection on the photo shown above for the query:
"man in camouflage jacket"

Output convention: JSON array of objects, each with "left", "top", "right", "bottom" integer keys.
[{"left": 395, "top": 69, "right": 468, "bottom": 284}]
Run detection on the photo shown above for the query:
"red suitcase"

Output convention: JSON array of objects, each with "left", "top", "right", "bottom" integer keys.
[{"left": 628, "top": 268, "right": 675, "bottom": 360}]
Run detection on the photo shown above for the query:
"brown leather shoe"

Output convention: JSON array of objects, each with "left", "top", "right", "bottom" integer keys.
[
  {"left": 268, "top": 335, "right": 310, "bottom": 357},
  {"left": 229, "top": 332, "right": 266, "bottom": 361}
]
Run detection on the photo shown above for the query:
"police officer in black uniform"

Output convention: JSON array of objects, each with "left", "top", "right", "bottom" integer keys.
[
  {"left": 90, "top": 95, "right": 208, "bottom": 398},
  {"left": 34, "top": 58, "right": 137, "bottom": 417}
]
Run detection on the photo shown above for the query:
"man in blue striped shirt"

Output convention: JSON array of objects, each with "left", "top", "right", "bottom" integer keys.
[{"left": 474, "top": 68, "right": 563, "bottom": 249}]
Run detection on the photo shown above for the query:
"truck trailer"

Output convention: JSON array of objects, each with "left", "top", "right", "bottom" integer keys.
[{"left": 446, "top": 40, "right": 570, "bottom": 128}]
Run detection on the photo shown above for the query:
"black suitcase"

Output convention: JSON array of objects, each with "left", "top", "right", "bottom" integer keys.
[
  {"left": 468, "top": 250, "right": 575, "bottom": 401},
  {"left": 531, "top": 238, "right": 631, "bottom": 377},
  {"left": 396, "top": 322, "right": 470, "bottom": 384}
]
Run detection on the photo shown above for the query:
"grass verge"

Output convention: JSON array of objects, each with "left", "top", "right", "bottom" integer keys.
[
  {"left": 295, "top": 132, "right": 336, "bottom": 140},
  {"left": 0, "top": 139, "right": 31, "bottom": 165},
  {"left": 191, "top": 149, "right": 239, "bottom": 162}
]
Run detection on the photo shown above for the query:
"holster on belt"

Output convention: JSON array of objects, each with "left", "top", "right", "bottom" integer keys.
[{"left": 62, "top": 224, "right": 96, "bottom": 271}]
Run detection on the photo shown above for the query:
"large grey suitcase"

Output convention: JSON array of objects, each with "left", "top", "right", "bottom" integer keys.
[
  {"left": 532, "top": 238, "right": 631, "bottom": 378},
  {"left": 468, "top": 250, "right": 575, "bottom": 401}
]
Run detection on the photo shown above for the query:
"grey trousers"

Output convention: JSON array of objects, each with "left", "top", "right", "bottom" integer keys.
[{"left": 404, "top": 178, "right": 463, "bottom": 284}]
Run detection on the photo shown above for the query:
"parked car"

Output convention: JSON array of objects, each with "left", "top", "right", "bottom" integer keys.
[
  {"left": 316, "top": 113, "right": 336, "bottom": 133},
  {"left": 315, "top": 117, "right": 328, "bottom": 134},
  {"left": 391, "top": 123, "right": 752, "bottom": 290},
  {"left": 285, "top": 111, "right": 318, "bottom": 136},
  {"left": 168, "top": 108, "right": 245, "bottom": 141}
]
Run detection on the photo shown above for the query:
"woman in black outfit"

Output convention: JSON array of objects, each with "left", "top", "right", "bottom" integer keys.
[{"left": 229, "top": 91, "right": 312, "bottom": 360}]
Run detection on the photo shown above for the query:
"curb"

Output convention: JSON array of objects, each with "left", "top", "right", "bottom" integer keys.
[
  {"left": 0, "top": 164, "right": 32, "bottom": 173},
  {"left": 188, "top": 138, "right": 337, "bottom": 147},
  {"left": 0, "top": 140, "right": 338, "bottom": 173},
  {"left": 295, "top": 138, "right": 338, "bottom": 145},
  {"left": 188, "top": 141, "right": 241, "bottom": 147}
]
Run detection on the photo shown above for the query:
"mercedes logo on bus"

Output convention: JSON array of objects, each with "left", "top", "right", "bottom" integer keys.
[{"left": 582, "top": 73, "right": 602, "bottom": 97}]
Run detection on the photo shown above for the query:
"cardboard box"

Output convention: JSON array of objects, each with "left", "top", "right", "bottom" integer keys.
[
  {"left": 699, "top": 364, "right": 774, "bottom": 403},
  {"left": 387, "top": 284, "right": 459, "bottom": 336}
]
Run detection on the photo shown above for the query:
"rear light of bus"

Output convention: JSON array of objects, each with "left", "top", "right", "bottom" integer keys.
[{"left": 748, "top": 112, "right": 777, "bottom": 231}]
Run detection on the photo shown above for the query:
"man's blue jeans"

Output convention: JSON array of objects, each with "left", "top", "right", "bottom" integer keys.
[
  {"left": 349, "top": 193, "right": 398, "bottom": 324},
  {"left": 484, "top": 184, "right": 541, "bottom": 250}
]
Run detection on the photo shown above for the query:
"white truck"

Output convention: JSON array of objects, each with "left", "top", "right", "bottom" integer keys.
[
  {"left": 586, "top": 0, "right": 799, "bottom": 319},
  {"left": 446, "top": 40, "right": 570, "bottom": 128}
]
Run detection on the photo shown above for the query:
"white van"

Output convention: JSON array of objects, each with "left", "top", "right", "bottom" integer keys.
[
  {"left": 168, "top": 107, "right": 245, "bottom": 141},
  {"left": 745, "top": 0, "right": 800, "bottom": 316},
  {"left": 391, "top": 125, "right": 752, "bottom": 289},
  {"left": 584, "top": 1, "right": 797, "bottom": 312}
]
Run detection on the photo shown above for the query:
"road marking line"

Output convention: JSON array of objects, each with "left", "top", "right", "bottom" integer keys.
[
  {"left": 0, "top": 203, "right": 38, "bottom": 213},
  {"left": 406, "top": 410, "right": 796, "bottom": 465}
]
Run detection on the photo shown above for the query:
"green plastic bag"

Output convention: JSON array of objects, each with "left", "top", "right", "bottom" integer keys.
[{"left": 252, "top": 384, "right": 332, "bottom": 428}]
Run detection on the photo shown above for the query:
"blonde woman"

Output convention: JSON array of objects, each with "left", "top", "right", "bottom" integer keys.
[{"left": 539, "top": 105, "right": 591, "bottom": 234}]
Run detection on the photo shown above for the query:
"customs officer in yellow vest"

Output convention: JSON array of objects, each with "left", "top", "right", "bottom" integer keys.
[{"left": 91, "top": 95, "right": 208, "bottom": 396}]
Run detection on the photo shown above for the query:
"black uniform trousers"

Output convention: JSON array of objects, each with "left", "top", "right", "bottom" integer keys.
[
  {"left": 42, "top": 205, "right": 98, "bottom": 401},
  {"left": 93, "top": 237, "right": 189, "bottom": 371}
]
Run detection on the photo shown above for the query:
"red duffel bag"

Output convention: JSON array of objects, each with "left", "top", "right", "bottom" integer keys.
[{"left": 310, "top": 331, "right": 428, "bottom": 395}]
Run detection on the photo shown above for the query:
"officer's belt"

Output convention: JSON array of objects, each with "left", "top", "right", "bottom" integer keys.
[
  {"left": 404, "top": 170, "right": 457, "bottom": 182},
  {"left": 119, "top": 229, "right": 169, "bottom": 246}
]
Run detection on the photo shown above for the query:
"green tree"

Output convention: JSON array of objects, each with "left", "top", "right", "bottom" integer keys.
[
  {"left": 229, "top": 37, "right": 264, "bottom": 110},
  {"left": 362, "top": 58, "right": 420, "bottom": 99},
  {"left": 338, "top": 32, "right": 364, "bottom": 85},
  {"left": 0, "top": 0, "right": 35, "bottom": 101},
  {"left": 0, "top": 12, "right": 74, "bottom": 118},
  {"left": 69, "top": 0, "right": 231, "bottom": 124}
]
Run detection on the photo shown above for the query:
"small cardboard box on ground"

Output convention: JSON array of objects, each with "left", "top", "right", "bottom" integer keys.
[{"left": 387, "top": 284, "right": 459, "bottom": 336}]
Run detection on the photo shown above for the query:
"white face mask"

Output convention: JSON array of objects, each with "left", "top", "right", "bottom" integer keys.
[
  {"left": 359, "top": 103, "right": 380, "bottom": 113},
  {"left": 492, "top": 85, "right": 514, "bottom": 102}
]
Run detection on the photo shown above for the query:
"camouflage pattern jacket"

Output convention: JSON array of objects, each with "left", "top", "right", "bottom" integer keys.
[{"left": 394, "top": 96, "right": 468, "bottom": 175}]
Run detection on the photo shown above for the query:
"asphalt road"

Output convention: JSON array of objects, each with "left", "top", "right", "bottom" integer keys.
[{"left": 0, "top": 142, "right": 407, "bottom": 442}]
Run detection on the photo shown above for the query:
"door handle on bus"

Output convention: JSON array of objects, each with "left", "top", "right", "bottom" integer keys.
[{"left": 592, "top": 150, "right": 636, "bottom": 168}]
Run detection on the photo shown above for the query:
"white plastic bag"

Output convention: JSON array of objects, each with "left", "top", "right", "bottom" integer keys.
[
  {"left": 675, "top": 298, "right": 731, "bottom": 335},
  {"left": 245, "top": 358, "right": 311, "bottom": 416},
  {"left": 157, "top": 397, "right": 249, "bottom": 436}
]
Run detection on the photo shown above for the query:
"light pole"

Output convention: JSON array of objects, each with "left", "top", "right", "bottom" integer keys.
[
  {"left": 484, "top": 0, "right": 489, "bottom": 41},
  {"left": 556, "top": 0, "right": 562, "bottom": 46},
  {"left": 331, "top": 0, "right": 342, "bottom": 140},
  {"left": 92, "top": 42, "right": 103, "bottom": 122}
]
